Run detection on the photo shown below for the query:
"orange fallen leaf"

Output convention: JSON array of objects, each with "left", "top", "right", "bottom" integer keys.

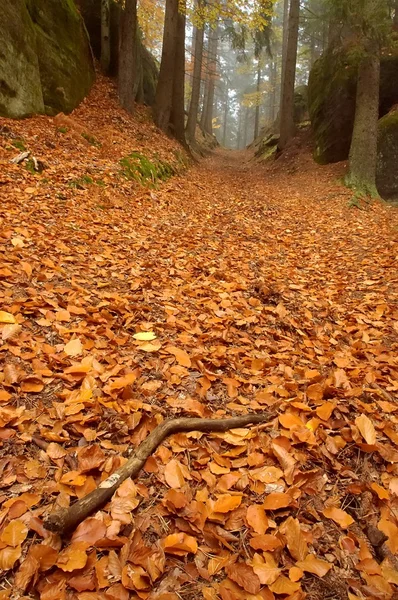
[
  {"left": 323, "top": 506, "right": 354, "bottom": 529},
  {"left": 0, "top": 545, "right": 22, "bottom": 570},
  {"left": 164, "top": 459, "right": 186, "bottom": 489},
  {"left": 165, "top": 345, "right": 191, "bottom": 367},
  {"left": 0, "top": 520, "right": 28, "bottom": 547},
  {"left": 296, "top": 554, "right": 331, "bottom": 577},
  {"left": 355, "top": 414, "right": 376, "bottom": 445},
  {"left": 56, "top": 542, "right": 89, "bottom": 571},
  {"left": 263, "top": 492, "right": 292, "bottom": 511},
  {"left": 213, "top": 494, "right": 242, "bottom": 513},
  {"left": 246, "top": 505, "right": 269, "bottom": 535},
  {"left": 71, "top": 518, "right": 107, "bottom": 544},
  {"left": 280, "top": 517, "right": 308, "bottom": 561},
  {"left": 162, "top": 533, "right": 198, "bottom": 555},
  {"left": 0, "top": 311, "right": 16, "bottom": 324},
  {"left": 64, "top": 338, "right": 83, "bottom": 357}
]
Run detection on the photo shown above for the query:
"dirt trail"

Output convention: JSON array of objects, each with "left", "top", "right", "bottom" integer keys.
[{"left": 1, "top": 101, "right": 398, "bottom": 598}]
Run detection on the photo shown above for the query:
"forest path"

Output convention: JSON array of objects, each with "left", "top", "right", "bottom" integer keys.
[{"left": 1, "top": 123, "right": 398, "bottom": 598}]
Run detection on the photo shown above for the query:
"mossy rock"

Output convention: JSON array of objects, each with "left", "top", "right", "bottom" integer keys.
[
  {"left": 377, "top": 109, "right": 398, "bottom": 199},
  {"left": 0, "top": 0, "right": 44, "bottom": 117},
  {"left": 26, "top": 0, "right": 95, "bottom": 115},
  {"left": 308, "top": 45, "right": 398, "bottom": 164}
]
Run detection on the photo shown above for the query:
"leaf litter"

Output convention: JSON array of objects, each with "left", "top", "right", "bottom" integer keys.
[{"left": 0, "top": 76, "right": 398, "bottom": 599}]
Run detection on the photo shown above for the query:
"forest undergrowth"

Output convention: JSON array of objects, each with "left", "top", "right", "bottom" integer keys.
[{"left": 0, "top": 77, "right": 398, "bottom": 600}]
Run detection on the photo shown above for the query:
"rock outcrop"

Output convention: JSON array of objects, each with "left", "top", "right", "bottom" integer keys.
[
  {"left": 0, "top": 0, "right": 94, "bottom": 118},
  {"left": 308, "top": 46, "right": 398, "bottom": 164},
  {"left": 377, "top": 108, "right": 398, "bottom": 199}
]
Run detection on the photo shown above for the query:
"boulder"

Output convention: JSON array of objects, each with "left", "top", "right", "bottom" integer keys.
[
  {"left": 294, "top": 85, "right": 309, "bottom": 124},
  {"left": 308, "top": 45, "right": 398, "bottom": 164},
  {"left": 377, "top": 108, "right": 398, "bottom": 199},
  {"left": 0, "top": 0, "right": 44, "bottom": 117},
  {"left": 26, "top": 0, "right": 95, "bottom": 115},
  {"left": 0, "top": 0, "right": 94, "bottom": 118}
]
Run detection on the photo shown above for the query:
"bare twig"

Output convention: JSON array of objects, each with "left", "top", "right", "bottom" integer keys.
[{"left": 44, "top": 413, "right": 272, "bottom": 536}]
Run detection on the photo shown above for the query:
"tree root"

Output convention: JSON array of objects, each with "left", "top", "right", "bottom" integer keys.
[{"left": 44, "top": 413, "right": 272, "bottom": 536}]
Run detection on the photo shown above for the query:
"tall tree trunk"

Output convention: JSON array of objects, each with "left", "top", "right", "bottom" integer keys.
[
  {"left": 243, "top": 107, "right": 249, "bottom": 147},
  {"left": 153, "top": 0, "right": 178, "bottom": 131},
  {"left": 345, "top": 46, "right": 380, "bottom": 195},
  {"left": 269, "top": 60, "right": 277, "bottom": 121},
  {"left": 170, "top": 6, "right": 187, "bottom": 145},
  {"left": 186, "top": 1, "right": 205, "bottom": 144},
  {"left": 101, "top": 0, "right": 111, "bottom": 74},
  {"left": 278, "top": 0, "right": 299, "bottom": 150},
  {"left": 254, "top": 63, "right": 261, "bottom": 140},
  {"left": 118, "top": 0, "right": 138, "bottom": 113},
  {"left": 237, "top": 107, "right": 242, "bottom": 149},
  {"left": 222, "top": 94, "right": 229, "bottom": 146},
  {"left": 279, "top": 0, "right": 289, "bottom": 111},
  {"left": 203, "top": 24, "right": 218, "bottom": 135}
]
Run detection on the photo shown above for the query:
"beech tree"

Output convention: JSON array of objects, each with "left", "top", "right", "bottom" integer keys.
[
  {"left": 118, "top": 0, "right": 138, "bottom": 113},
  {"left": 186, "top": 0, "right": 205, "bottom": 146},
  {"left": 278, "top": 0, "right": 299, "bottom": 150},
  {"left": 153, "top": 0, "right": 187, "bottom": 145}
]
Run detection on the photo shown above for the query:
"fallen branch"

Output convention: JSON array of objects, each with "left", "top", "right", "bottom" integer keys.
[{"left": 44, "top": 413, "right": 272, "bottom": 535}]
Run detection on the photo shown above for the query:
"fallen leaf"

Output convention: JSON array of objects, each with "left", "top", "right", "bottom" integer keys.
[
  {"left": 56, "top": 542, "right": 89, "bottom": 571},
  {"left": 165, "top": 345, "right": 191, "bottom": 367},
  {"left": 246, "top": 505, "right": 269, "bottom": 535},
  {"left": 64, "top": 338, "right": 84, "bottom": 357},
  {"left": 133, "top": 331, "right": 157, "bottom": 341},
  {"left": 162, "top": 533, "right": 198, "bottom": 555},
  {"left": 296, "top": 554, "right": 331, "bottom": 577},
  {"left": 0, "top": 311, "right": 16, "bottom": 324},
  {"left": 323, "top": 506, "right": 354, "bottom": 529},
  {"left": 355, "top": 414, "right": 376, "bottom": 445},
  {"left": 0, "top": 520, "right": 28, "bottom": 547},
  {"left": 164, "top": 459, "right": 186, "bottom": 489},
  {"left": 263, "top": 492, "right": 292, "bottom": 510}
]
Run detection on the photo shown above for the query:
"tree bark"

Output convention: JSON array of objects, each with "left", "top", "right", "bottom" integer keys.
[
  {"left": 170, "top": 6, "right": 187, "bottom": 145},
  {"left": 394, "top": 0, "right": 398, "bottom": 26},
  {"left": 345, "top": 46, "right": 380, "bottom": 196},
  {"left": 44, "top": 413, "right": 273, "bottom": 535},
  {"left": 118, "top": 0, "right": 138, "bottom": 113},
  {"left": 236, "top": 107, "right": 242, "bottom": 149},
  {"left": 278, "top": 0, "right": 299, "bottom": 150},
  {"left": 203, "top": 24, "right": 218, "bottom": 135},
  {"left": 269, "top": 59, "right": 277, "bottom": 122},
  {"left": 153, "top": 0, "right": 179, "bottom": 132},
  {"left": 186, "top": 2, "right": 205, "bottom": 144},
  {"left": 279, "top": 0, "right": 289, "bottom": 112},
  {"left": 222, "top": 93, "right": 229, "bottom": 146},
  {"left": 254, "top": 63, "right": 261, "bottom": 140},
  {"left": 101, "top": 0, "right": 111, "bottom": 74}
]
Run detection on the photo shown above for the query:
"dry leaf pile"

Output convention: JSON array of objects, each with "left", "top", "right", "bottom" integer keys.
[{"left": 0, "top": 77, "right": 398, "bottom": 600}]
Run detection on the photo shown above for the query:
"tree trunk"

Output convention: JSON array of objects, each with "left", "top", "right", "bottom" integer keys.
[
  {"left": 279, "top": 0, "right": 289, "bottom": 111},
  {"left": 345, "top": 47, "right": 380, "bottom": 196},
  {"left": 203, "top": 24, "right": 218, "bottom": 135},
  {"left": 101, "top": 0, "right": 111, "bottom": 74},
  {"left": 237, "top": 107, "right": 242, "bottom": 149},
  {"left": 269, "top": 59, "right": 277, "bottom": 122},
  {"left": 243, "top": 107, "right": 249, "bottom": 147},
  {"left": 222, "top": 94, "right": 229, "bottom": 146},
  {"left": 278, "top": 0, "right": 299, "bottom": 150},
  {"left": 170, "top": 6, "right": 187, "bottom": 146},
  {"left": 254, "top": 63, "right": 261, "bottom": 140},
  {"left": 118, "top": 0, "right": 138, "bottom": 113},
  {"left": 153, "top": 0, "right": 178, "bottom": 132},
  {"left": 186, "top": 1, "right": 205, "bottom": 144}
]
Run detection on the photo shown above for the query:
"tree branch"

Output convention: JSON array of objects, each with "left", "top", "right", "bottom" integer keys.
[{"left": 44, "top": 413, "right": 273, "bottom": 536}]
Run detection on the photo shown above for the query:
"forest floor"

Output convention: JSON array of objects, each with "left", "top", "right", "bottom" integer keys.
[{"left": 0, "top": 78, "right": 398, "bottom": 600}]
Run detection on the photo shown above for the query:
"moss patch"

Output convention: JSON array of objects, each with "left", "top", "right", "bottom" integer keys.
[
  {"left": 377, "top": 110, "right": 398, "bottom": 199},
  {"left": 120, "top": 152, "right": 181, "bottom": 187}
]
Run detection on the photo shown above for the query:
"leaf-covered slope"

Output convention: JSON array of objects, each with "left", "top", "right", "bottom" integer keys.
[{"left": 0, "top": 78, "right": 398, "bottom": 600}]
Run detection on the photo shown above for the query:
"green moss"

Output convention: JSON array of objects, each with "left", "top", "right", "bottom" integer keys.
[
  {"left": 120, "top": 152, "right": 181, "bottom": 187},
  {"left": 68, "top": 174, "right": 94, "bottom": 189},
  {"left": 81, "top": 132, "right": 101, "bottom": 147},
  {"left": 12, "top": 138, "right": 26, "bottom": 151}
]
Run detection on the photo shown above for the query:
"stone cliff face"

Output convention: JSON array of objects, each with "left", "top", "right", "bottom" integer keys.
[{"left": 0, "top": 0, "right": 95, "bottom": 118}]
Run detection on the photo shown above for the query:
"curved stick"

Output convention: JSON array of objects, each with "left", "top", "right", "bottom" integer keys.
[{"left": 44, "top": 413, "right": 272, "bottom": 535}]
